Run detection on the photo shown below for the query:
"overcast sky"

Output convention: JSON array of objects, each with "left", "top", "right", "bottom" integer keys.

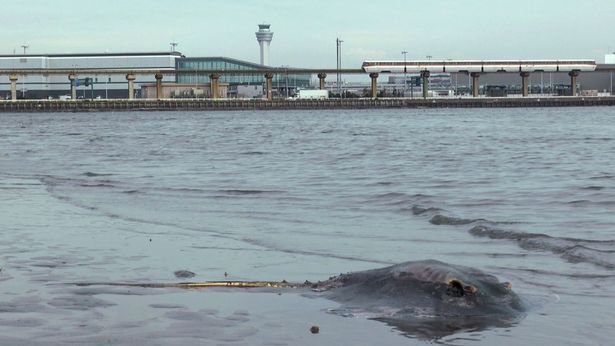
[{"left": 3, "top": 0, "right": 615, "bottom": 67}]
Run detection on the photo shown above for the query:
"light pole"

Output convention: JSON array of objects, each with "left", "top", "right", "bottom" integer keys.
[
  {"left": 402, "top": 50, "right": 408, "bottom": 98},
  {"left": 21, "top": 44, "right": 29, "bottom": 98},
  {"left": 336, "top": 38, "right": 343, "bottom": 98},
  {"left": 170, "top": 42, "right": 178, "bottom": 52}
]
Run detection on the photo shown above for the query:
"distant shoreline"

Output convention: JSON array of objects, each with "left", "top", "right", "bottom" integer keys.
[{"left": 1, "top": 97, "right": 614, "bottom": 112}]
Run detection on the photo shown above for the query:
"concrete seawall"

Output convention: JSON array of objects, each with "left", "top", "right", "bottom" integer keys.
[{"left": 1, "top": 97, "right": 614, "bottom": 112}]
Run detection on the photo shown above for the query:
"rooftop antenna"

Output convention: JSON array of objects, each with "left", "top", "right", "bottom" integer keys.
[
  {"left": 170, "top": 42, "right": 178, "bottom": 52},
  {"left": 21, "top": 44, "right": 29, "bottom": 55}
]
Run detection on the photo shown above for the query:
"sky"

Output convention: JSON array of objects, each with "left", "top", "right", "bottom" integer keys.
[{"left": 3, "top": 0, "right": 615, "bottom": 68}]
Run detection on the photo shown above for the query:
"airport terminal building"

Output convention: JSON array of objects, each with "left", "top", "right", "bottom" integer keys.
[
  {"left": 0, "top": 53, "right": 312, "bottom": 99},
  {"left": 0, "top": 52, "right": 181, "bottom": 99},
  {"left": 175, "top": 57, "right": 311, "bottom": 98}
]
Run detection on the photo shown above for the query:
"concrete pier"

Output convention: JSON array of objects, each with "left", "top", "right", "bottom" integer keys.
[
  {"left": 155, "top": 73, "right": 163, "bottom": 99},
  {"left": 318, "top": 73, "right": 327, "bottom": 90},
  {"left": 569, "top": 71, "right": 579, "bottom": 96},
  {"left": 520, "top": 72, "right": 530, "bottom": 97},
  {"left": 265, "top": 73, "right": 274, "bottom": 101},
  {"left": 1, "top": 97, "right": 614, "bottom": 113},
  {"left": 471, "top": 72, "right": 480, "bottom": 98},
  {"left": 68, "top": 74, "right": 77, "bottom": 100},
  {"left": 9, "top": 74, "right": 18, "bottom": 101},
  {"left": 421, "top": 71, "right": 430, "bottom": 98},
  {"left": 126, "top": 74, "right": 136, "bottom": 100},
  {"left": 370, "top": 73, "right": 379, "bottom": 99},
  {"left": 210, "top": 73, "right": 220, "bottom": 99}
]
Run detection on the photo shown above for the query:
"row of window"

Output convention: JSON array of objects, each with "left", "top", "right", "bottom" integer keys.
[
  {"left": 177, "top": 74, "right": 310, "bottom": 86},
  {"left": 177, "top": 61, "right": 257, "bottom": 70}
]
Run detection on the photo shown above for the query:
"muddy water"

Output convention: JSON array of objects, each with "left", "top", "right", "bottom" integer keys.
[{"left": 1, "top": 108, "right": 614, "bottom": 345}]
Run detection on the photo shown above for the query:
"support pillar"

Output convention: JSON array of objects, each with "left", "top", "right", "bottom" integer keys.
[
  {"left": 318, "top": 73, "right": 327, "bottom": 90},
  {"left": 264, "top": 73, "right": 274, "bottom": 101},
  {"left": 126, "top": 74, "right": 136, "bottom": 100},
  {"left": 569, "top": 71, "right": 579, "bottom": 96},
  {"left": 471, "top": 72, "right": 480, "bottom": 98},
  {"left": 520, "top": 72, "right": 530, "bottom": 97},
  {"left": 209, "top": 73, "right": 220, "bottom": 99},
  {"left": 369, "top": 72, "right": 379, "bottom": 99},
  {"left": 9, "top": 74, "right": 18, "bottom": 101},
  {"left": 68, "top": 73, "right": 77, "bottom": 100},
  {"left": 421, "top": 71, "right": 430, "bottom": 98},
  {"left": 155, "top": 73, "right": 163, "bottom": 99}
]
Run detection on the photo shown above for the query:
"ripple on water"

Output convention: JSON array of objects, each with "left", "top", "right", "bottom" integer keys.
[
  {"left": 47, "top": 296, "right": 116, "bottom": 311},
  {"left": 0, "top": 296, "right": 48, "bottom": 314},
  {"left": 0, "top": 318, "right": 46, "bottom": 328}
]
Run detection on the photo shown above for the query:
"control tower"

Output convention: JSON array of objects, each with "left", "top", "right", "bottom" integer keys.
[{"left": 255, "top": 24, "right": 273, "bottom": 66}]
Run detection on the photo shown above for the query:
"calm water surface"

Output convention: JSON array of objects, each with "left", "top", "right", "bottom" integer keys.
[{"left": 1, "top": 108, "right": 614, "bottom": 345}]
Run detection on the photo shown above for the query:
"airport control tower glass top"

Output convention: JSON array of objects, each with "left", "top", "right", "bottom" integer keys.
[{"left": 255, "top": 24, "right": 273, "bottom": 66}]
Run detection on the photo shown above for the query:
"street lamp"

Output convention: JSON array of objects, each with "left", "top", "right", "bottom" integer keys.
[
  {"left": 170, "top": 42, "right": 178, "bottom": 52},
  {"left": 21, "top": 44, "right": 29, "bottom": 98},
  {"left": 336, "top": 38, "right": 343, "bottom": 98},
  {"left": 402, "top": 50, "right": 408, "bottom": 97}
]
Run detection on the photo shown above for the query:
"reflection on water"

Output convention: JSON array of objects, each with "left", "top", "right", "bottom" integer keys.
[{"left": 1, "top": 108, "right": 615, "bottom": 345}]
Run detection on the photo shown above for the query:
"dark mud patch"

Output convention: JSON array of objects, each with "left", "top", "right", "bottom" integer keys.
[{"left": 174, "top": 270, "right": 196, "bottom": 279}]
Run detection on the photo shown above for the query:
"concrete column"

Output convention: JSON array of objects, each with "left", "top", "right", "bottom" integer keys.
[
  {"left": 369, "top": 72, "right": 379, "bottom": 99},
  {"left": 155, "top": 73, "right": 163, "bottom": 99},
  {"left": 318, "top": 73, "right": 327, "bottom": 90},
  {"left": 471, "top": 72, "right": 480, "bottom": 98},
  {"left": 264, "top": 73, "right": 274, "bottom": 101},
  {"left": 126, "top": 74, "right": 136, "bottom": 100},
  {"left": 68, "top": 73, "right": 77, "bottom": 100},
  {"left": 421, "top": 71, "right": 431, "bottom": 98},
  {"left": 9, "top": 74, "right": 18, "bottom": 101},
  {"left": 209, "top": 73, "right": 220, "bottom": 99},
  {"left": 520, "top": 72, "right": 530, "bottom": 97},
  {"left": 569, "top": 71, "right": 579, "bottom": 96}
]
